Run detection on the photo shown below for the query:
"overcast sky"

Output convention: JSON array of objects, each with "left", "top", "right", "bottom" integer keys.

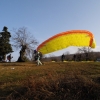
[{"left": 0, "top": 0, "right": 100, "bottom": 61}]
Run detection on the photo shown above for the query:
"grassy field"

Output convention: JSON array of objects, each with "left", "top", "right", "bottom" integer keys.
[{"left": 0, "top": 61, "right": 100, "bottom": 100}]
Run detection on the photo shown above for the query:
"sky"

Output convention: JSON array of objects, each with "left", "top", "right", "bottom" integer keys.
[{"left": 0, "top": 0, "right": 100, "bottom": 61}]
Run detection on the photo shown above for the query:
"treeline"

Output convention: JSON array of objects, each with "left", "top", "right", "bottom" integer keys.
[{"left": 43, "top": 52, "right": 100, "bottom": 62}]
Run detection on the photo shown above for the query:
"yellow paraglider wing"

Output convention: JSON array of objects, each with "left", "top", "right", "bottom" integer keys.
[{"left": 37, "top": 30, "right": 96, "bottom": 54}]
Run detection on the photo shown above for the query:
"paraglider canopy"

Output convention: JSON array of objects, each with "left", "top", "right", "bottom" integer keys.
[{"left": 37, "top": 30, "right": 96, "bottom": 54}]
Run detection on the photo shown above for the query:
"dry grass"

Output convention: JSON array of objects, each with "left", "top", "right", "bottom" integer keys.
[{"left": 0, "top": 62, "right": 100, "bottom": 100}]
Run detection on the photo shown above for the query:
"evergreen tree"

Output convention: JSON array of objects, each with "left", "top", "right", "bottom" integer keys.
[{"left": 0, "top": 26, "right": 13, "bottom": 61}]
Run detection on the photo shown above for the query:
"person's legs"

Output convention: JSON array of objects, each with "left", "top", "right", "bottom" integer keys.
[
  {"left": 37, "top": 59, "right": 39, "bottom": 65},
  {"left": 38, "top": 60, "right": 42, "bottom": 65},
  {"left": 37, "top": 59, "right": 42, "bottom": 65}
]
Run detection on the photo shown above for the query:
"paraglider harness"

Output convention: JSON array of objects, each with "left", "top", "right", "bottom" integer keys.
[
  {"left": 34, "top": 54, "right": 38, "bottom": 61},
  {"left": 34, "top": 54, "right": 40, "bottom": 61},
  {"left": 34, "top": 50, "right": 42, "bottom": 61}
]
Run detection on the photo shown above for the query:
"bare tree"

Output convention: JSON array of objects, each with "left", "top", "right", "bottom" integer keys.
[
  {"left": 77, "top": 47, "right": 93, "bottom": 61},
  {"left": 12, "top": 27, "right": 38, "bottom": 62},
  {"left": 78, "top": 47, "right": 92, "bottom": 53}
]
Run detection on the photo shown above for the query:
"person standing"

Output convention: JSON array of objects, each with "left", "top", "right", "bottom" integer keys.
[
  {"left": 36, "top": 52, "right": 43, "bottom": 66},
  {"left": 61, "top": 54, "right": 65, "bottom": 62},
  {"left": 73, "top": 54, "right": 76, "bottom": 61}
]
